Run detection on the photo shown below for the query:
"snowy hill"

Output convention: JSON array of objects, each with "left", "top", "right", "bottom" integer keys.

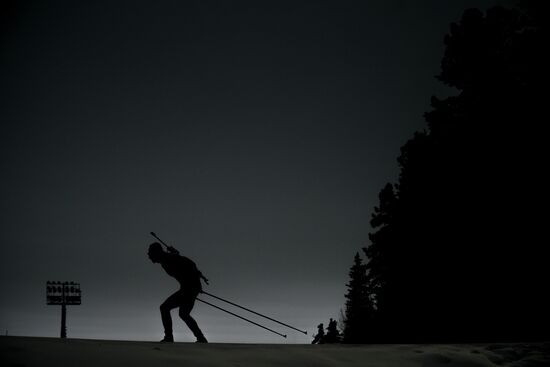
[{"left": 1, "top": 336, "right": 549, "bottom": 367}]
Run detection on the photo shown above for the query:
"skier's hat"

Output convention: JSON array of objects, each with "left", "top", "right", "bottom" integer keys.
[{"left": 148, "top": 242, "right": 163, "bottom": 255}]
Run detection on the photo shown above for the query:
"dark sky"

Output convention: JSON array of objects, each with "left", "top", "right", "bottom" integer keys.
[{"left": 1, "top": 0, "right": 512, "bottom": 343}]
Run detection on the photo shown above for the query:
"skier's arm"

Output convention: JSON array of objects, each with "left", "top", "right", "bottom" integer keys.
[{"left": 199, "top": 271, "right": 209, "bottom": 285}]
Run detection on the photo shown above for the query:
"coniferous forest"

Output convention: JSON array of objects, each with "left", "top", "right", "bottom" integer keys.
[{"left": 340, "top": 1, "right": 549, "bottom": 343}]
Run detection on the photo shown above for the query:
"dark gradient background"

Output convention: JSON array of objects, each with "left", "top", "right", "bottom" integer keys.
[{"left": 0, "top": 0, "right": 511, "bottom": 343}]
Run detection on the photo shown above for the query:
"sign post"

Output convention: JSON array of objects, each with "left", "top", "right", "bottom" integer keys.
[{"left": 46, "top": 281, "right": 81, "bottom": 338}]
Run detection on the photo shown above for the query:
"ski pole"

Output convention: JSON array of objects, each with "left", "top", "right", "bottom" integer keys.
[
  {"left": 196, "top": 298, "right": 287, "bottom": 338},
  {"left": 202, "top": 291, "right": 307, "bottom": 335}
]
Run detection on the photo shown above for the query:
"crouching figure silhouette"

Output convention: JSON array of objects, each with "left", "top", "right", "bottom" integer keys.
[{"left": 148, "top": 242, "right": 208, "bottom": 343}]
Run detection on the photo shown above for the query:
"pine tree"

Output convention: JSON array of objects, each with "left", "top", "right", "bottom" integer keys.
[
  {"left": 363, "top": 2, "right": 549, "bottom": 341},
  {"left": 342, "top": 252, "right": 373, "bottom": 343}
]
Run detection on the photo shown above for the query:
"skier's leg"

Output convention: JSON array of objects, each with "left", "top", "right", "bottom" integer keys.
[
  {"left": 179, "top": 292, "right": 207, "bottom": 343},
  {"left": 160, "top": 290, "right": 182, "bottom": 341}
]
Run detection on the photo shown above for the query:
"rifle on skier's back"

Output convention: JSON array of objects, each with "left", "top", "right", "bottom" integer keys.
[{"left": 150, "top": 232, "right": 209, "bottom": 285}]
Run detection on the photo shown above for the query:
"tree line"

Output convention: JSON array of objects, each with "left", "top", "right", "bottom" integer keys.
[{"left": 316, "top": 1, "right": 548, "bottom": 343}]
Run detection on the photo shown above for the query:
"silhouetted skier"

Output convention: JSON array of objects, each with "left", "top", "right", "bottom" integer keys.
[{"left": 148, "top": 242, "right": 208, "bottom": 343}]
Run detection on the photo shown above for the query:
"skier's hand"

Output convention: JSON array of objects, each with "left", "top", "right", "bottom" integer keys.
[{"left": 167, "top": 246, "right": 179, "bottom": 254}]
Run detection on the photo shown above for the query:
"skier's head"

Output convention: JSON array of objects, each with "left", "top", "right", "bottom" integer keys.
[{"left": 148, "top": 242, "right": 164, "bottom": 263}]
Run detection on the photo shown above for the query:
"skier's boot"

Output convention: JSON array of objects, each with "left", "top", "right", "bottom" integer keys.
[{"left": 160, "top": 334, "right": 174, "bottom": 343}]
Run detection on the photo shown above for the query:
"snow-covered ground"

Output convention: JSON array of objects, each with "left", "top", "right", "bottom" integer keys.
[{"left": 1, "top": 336, "right": 548, "bottom": 367}]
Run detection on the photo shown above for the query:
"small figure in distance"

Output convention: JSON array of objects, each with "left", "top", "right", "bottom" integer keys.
[
  {"left": 311, "top": 323, "right": 325, "bottom": 344},
  {"left": 324, "top": 318, "right": 341, "bottom": 343},
  {"left": 148, "top": 242, "right": 208, "bottom": 343}
]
